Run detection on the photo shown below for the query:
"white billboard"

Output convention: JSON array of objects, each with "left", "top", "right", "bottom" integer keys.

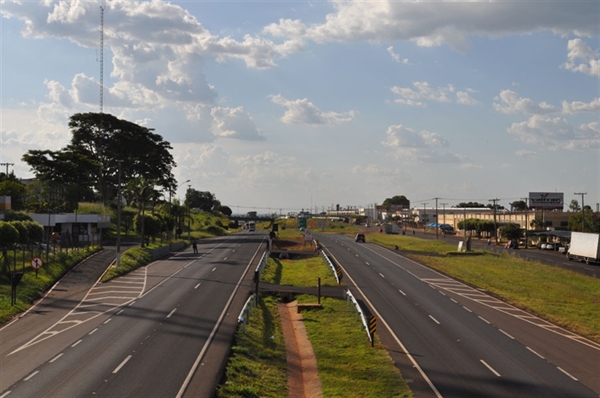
[{"left": 529, "top": 192, "right": 564, "bottom": 210}]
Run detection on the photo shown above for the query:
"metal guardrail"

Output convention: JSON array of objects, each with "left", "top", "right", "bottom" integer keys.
[
  {"left": 345, "top": 289, "right": 372, "bottom": 343},
  {"left": 321, "top": 250, "right": 341, "bottom": 284},
  {"left": 255, "top": 251, "right": 269, "bottom": 277},
  {"left": 238, "top": 293, "right": 257, "bottom": 332}
]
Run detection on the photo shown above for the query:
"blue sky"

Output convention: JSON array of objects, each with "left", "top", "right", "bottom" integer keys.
[{"left": 1, "top": 0, "right": 599, "bottom": 214}]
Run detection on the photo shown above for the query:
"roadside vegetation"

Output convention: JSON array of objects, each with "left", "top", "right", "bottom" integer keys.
[
  {"left": 0, "top": 245, "right": 100, "bottom": 324},
  {"left": 218, "top": 253, "right": 413, "bottom": 398}
]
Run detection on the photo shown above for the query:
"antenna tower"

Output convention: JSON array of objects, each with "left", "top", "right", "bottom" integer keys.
[{"left": 99, "top": 1, "right": 105, "bottom": 114}]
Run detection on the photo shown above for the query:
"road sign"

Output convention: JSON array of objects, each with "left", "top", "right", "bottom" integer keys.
[
  {"left": 31, "top": 257, "right": 44, "bottom": 270},
  {"left": 304, "top": 229, "right": 313, "bottom": 241}
]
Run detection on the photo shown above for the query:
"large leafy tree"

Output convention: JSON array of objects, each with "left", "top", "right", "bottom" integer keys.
[
  {"left": 0, "top": 180, "right": 27, "bottom": 210},
  {"left": 382, "top": 195, "right": 410, "bottom": 209},
  {"left": 186, "top": 189, "right": 221, "bottom": 212},
  {"left": 23, "top": 113, "right": 177, "bottom": 206}
]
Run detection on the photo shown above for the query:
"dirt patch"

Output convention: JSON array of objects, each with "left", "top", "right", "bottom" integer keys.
[{"left": 278, "top": 301, "right": 323, "bottom": 398}]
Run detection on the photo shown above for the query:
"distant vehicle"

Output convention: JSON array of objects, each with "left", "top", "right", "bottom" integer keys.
[
  {"left": 248, "top": 221, "right": 256, "bottom": 232},
  {"left": 566, "top": 232, "right": 600, "bottom": 264},
  {"left": 355, "top": 233, "right": 365, "bottom": 243}
]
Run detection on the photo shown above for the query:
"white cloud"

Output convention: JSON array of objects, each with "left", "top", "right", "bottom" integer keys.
[
  {"left": 562, "top": 39, "right": 600, "bottom": 77},
  {"left": 269, "top": 95, "right": 355, "bottom": 125},
  {"left": 263, "top": 2, "right": 597, "bottom": 51},
  {"left": 562, "top": 98, "right": 600, "bottom": 114},
  {"left": 391, "top": 82, "right": 478, "bottom": 107},
  {"left": 506, "top": 114, "right": 599, "bottom": 150},
  {"left": 382, "top": 124, "right": 465, "bottom": 164},
  {"left": 493, "top": 90, "right": 558, "bottom": 115},
  {"left": 387, "top": 46, "right": 409, "bottom": 64},
  {"left": 515, "top": 149, "right": 538, "bottom": 157},
  {"left": 210, "top": 107, "right": 265, "bottom": 141}
]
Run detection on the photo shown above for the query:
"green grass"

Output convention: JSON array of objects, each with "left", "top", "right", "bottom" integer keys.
[
  {"left": 262, "top": 256, "right": 338, "bottom": 286},
  {"left": 0, "top": 246, "right": 101, "bottom": 324},
  {"left": 216, "top": 295, "right": 288, "bottom": 398},
  {"left": 367, "top": 233, "right": 600, "bottom": 342},
  {"left": 219, "top": 255, "right": 413, "bottom": 397},
  {"left": 299, "top": 295, "right": 411, "bottom": 398},
  {"left": 101, "top": 247, "right": 153, "bottom": 282}
]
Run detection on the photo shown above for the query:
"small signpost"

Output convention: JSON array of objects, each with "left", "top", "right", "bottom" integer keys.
[{"left": 31, "top": 257, "right": 44, "bottom": 277}]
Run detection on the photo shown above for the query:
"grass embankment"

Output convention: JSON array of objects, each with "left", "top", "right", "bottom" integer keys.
[
  {"left": 0, "top": 246, "right": 101, "bottom": 324},
  {"left": 218, "top": 255, "right": 412, "bottom": 398},
  {"left": 367, "top": 233, "right": 600, "bottom": 342}
]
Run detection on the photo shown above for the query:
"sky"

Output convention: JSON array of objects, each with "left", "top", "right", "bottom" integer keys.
[{"left": 1, "top": 0, "right": 599, "bottom": 215}]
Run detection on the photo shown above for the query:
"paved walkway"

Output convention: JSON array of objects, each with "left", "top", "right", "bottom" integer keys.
[{"left": 279, "top": 301, "right": 323, "bottom": 398}]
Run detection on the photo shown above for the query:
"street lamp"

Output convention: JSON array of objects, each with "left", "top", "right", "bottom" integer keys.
[
  {"left": 169, "top": 179, "right": 190, "bottom": 239},
  {"left": 116, "top": 160, "right": 123, "bottom": 267},
  {"left": 187, "top": 184, "right": 191, "bottom": 240}
]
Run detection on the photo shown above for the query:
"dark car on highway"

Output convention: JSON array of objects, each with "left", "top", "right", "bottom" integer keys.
[{"left": 355, "top": 233, "right": 365, "bottom": 243}]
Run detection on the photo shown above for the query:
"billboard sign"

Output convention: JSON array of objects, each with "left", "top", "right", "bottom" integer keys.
[{"left": 529, "top": 192, "right": 564, "bottom": 210}]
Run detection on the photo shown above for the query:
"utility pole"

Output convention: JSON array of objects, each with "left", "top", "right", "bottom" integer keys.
[
  {"left": 0, "top": 163, "right": 14, "bottom": 176},
  {"left": 574, "top": 192, "right": 587, "bottom": 232},
  {"left": 521, "top": 197, "right": 529, "bottom": 249},
  {"left": 434, "top": 198, "right": 439, "bottom": 240},
  {"left": 441, "top": 203, "right": 448, "bottom": 225},
  {"left": 422, "top": 203, "right": 428, "bottom": 233},
  {"left": 489, "top": 198, "right": 499, "bottom": 244}
]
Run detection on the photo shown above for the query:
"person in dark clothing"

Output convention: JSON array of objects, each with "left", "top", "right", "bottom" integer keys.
[{"left": 192, "top": 241, "right": 198, "bottom": 254}]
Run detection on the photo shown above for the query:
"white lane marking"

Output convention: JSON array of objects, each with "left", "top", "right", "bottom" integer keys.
[
  {"left": 499, "top": 329, "right": 515, "bottom": 339},
  {"left": 379, "top": 273, "right": 385, "bottom": 278},
  {"left": 450, "top": 298, "right": 458, "bottom": 303},
  {"left": 429, "top": 315, "right": 440, "bottom": 325},
  {"left": 129, "top": 301, "right": 136, "bottom": 306},
  {"left": 71, "top": 340, "right": 83, "bottom": 347},
  {"left": 49, "top": 353, "right": 64, "bottom": 363},
  {"left": 103, "top": 318, "right": 111, "bottom": 325},
  {"left": 112, "top": 355, "right": 132, "bottom": 374},
  {"left": 24, "top": 371, "right": 39, "bottom": 381},
  {"left": 212, "top": 267, "right": 217, "bottom": 272},
  {"left": 398, "top": 289, "right": 406, "bottom": 296},
  {"left": 526, "top": 346, "right": 545, "bottom": 359},
  {"left": 462, "top": 306, "right": 472, "bottom": 313},
  {"left": 478, "top": 316, "right": 491, "bottom": 324},
  {"left": 89, "top": 328, "right": 99, "bottom": 335},
  {"left": 232, "top": 250, "right": 235, "bottom": 252},
  {"left": 224, "top": 257, "right": 228, "bottom": 261},
  {"left": 480, "top": 360, "right": 501, "bottom": 377},
  {"left": 0, "top": 391, "right": 11, "bottom": 398},
  {"left": 194, "top": 283, "right": 201, "bottom": 289},
  {"left": 355, "top": 254, "right": 359, "bottom": 257},
  {"left": 117, "top": 309, "right": 124, "bottom": 315},
  {"left": 167, "top": 309, "right": 177, "bottom": 318},
  {"left": 557, "top": 367, "right": 578, "bottom": 381},
  {"left": 438, "top": 291, "right": 446, "bottom": 296},
  {"left": 365, "top": 262, "right": 370, "bottom": 266}
]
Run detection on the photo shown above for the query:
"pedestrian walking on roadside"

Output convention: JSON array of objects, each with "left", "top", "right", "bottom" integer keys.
[{"left": 192, "top": 241, "right": 198, "bottom": 254}]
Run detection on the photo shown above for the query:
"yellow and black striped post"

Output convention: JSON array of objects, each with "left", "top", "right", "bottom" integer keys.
[
  {"left": 336, "top": 265, "right": 343, "bottom": 283},
  {"left": 369, "top": 316, "right": 377, "bottom": 347}
]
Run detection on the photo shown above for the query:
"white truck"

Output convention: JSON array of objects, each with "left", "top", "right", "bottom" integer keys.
[{"left": 566, "top": 232, "right": 600, "bottom": 264}]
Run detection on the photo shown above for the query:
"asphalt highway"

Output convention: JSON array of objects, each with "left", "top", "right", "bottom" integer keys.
[
  {"left": 317, "top": 233, "right": 600, "bottom": 398},
  {"left": 0, "top": 232, "right": 264, "bottom": 398}
]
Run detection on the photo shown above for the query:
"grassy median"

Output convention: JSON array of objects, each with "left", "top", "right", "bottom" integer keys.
[{"left": 218, "top": 255, "right": 412, "bottom": 398}]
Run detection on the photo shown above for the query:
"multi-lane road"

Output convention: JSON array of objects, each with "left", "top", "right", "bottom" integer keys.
[
  {"left": 1, "top": 230, "right": 598, "bottom": 397},
  {"left": 318, "top": 233, "right": 599, "bottom": 397},
  {"left": 0, "top": 232, "right": 264, "bottom": 398}
]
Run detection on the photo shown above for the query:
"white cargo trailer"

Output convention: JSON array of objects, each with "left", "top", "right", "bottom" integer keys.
[{"left": 566, "top": 232, "right": 600, "bottom": 264}]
